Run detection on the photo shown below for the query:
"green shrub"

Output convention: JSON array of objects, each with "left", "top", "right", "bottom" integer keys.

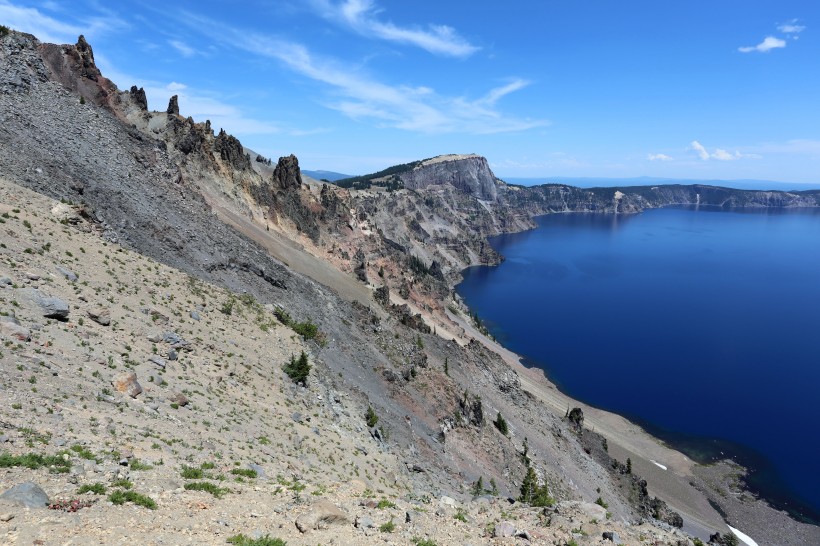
[
  {"left": 181, "top": 465, "right": 205, "bottom": 479},
  {"left": 379, "top": 518, "right": 395, "bottom": 533},
  {"left": 230, "top": 468, "right": 257, "bottom": 479},
  {"left": 365, "top": 406, "right": 379, "bottom": 428},
  {"left": 184, "top": 481, "right": 228, "bottom": 498},
  {"left": 226, "top": 534, "right": 286, "bottom": 546},
  {"left": 412, "top": 539, "right": 437, "bottom": 546},
  {"left": 111, "top": 479, "right": 133, "bottom": 489},
  {"left": 291, "top": 320, "right": 318, "bottom": 340},
  {"left": 0, "top": 451, "right": 71, "bottom": 473},
  {"left": 375, "top": 498, "right": 396, "bottom": 509},
  {"left": 594, "top": 496, "right": 609, "bottom": 509},
  {"left": 78, "top": 483, "right": 106, "bottom": 494},
  {"left": 108, "top": 490, "right": 156, "bottom": 509},
  {"left": 283, "top": 351, "right": 310, "bottom": 385},
  {"left": 0, "top": 25, "right": 9, "bottom": 37}
]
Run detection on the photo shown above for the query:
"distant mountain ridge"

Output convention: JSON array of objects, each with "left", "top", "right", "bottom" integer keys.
[
  {"left": 302, "top": 169, "right": 353, "bottom": 181},
  {"left": 504, "top": 176, "right": 820, "bottom": 192}
]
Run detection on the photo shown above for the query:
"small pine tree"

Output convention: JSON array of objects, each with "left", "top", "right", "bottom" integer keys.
[
  {"left": 471, "top": 476, "right": 483, "bottom": 496},
  {"left": 365, "top": 405, "right": 379, "bottom": 428},
  {"left": 494, "top": 412, "right": 508, "bottom": 436},
  {"left": 519, "top": 466, "right": 554, "bottom": 507},
  {"left": 489, "top": 478, "right": 499, "bottom": 496},
  {"left": 626, "top": 457, "right": 632, "bottom": 474},
  {"left": 444, "top": 357, "right": 449, "bottom": 376},
  {"left": 521, "top": 437, "right": 531, "bottom": 466},
  {"left": 283, "top": 351, "right": 310, "bottom": 385}
]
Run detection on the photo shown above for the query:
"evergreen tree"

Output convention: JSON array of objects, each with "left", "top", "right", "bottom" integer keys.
[
  {"left": 365, "top": 405, "right": 379, "bottom": 428},
  {"left": 283, "top": 351, "right": 310, "bottom": 385},
  {"left": 494, "top": 412, "right": 509, "bottom": 436}
]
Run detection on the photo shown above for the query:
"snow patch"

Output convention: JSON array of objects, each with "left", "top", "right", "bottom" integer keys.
[{"left": 728, "top": 525, "right": 759, "bottom": 546}]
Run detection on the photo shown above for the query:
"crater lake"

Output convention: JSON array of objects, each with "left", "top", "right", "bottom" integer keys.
[{"left": 456, "top": 205, "right": 820, "bottom": 522}]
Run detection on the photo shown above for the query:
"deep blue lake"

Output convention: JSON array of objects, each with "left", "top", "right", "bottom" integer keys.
[{"left": 456, "top": 206, "right": 820, "bottom": 522}]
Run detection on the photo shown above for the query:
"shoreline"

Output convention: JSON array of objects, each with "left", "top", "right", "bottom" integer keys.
[{"left": 438, "top": 209, "right": 820, "bottom": 544}]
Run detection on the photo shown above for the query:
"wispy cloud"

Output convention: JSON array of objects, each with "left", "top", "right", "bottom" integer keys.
[
  {"left": 647, "top": 153, "right": 673, "bottom": 162},
  {"left": 778, "top": 18, "right": 806, "bottom": 36},
  {"left": 738, "top": 36, "right": 786, "bottom": 53},
  {"left": 174, "top": 13, "right": 544, "bottom": 135},
  {"left": 0, "top": 0, "right": 126, "bottom": 44},
  {"left": 310, "top": 0, "right": 479, "bottom": 58},
  {"left": 169, "top": 39, "right": 197, "bottom": 58},
  {"left": 689, "top": 140, "right": 758, "bottom": 161}
]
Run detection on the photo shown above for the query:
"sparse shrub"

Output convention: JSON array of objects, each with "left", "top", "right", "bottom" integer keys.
[
  {"left": 184, "top": 481, "right": 228, "bottom": 498},
  {"left": 471, "top": 477, "right": 484, "bottom": 496},
  {"left": 108, "top": 490, "right": 157, "bottom": 509},
  {"left": 412, "top": 539, "right": 437, "bottom": 546},
  {"left": 454, "top": 509, "right": 467, "bottom": 522},
  {"left": 78, "top": 483, "right": 106, "bottom": 495},
  {"left": 365, "top": 405, "right": 379, "bottom": 428},
  {"left": 181, "top": 465, "right": 205, "bottom": 479},
  {"left": 0, "top": 452, "right": 71, "bottom": 473},
  {"left": 493, "top": 412, "right": 508, "bottom": 436},
  {"left": 291, "top": 319, "right": 318, "bottom": 340},
  {"left": 226, "top": 535, "right": 286, "bottom": 546},
  {"left": 595, "top": 496, "right": 609, "bottom": 509},
  {"left": 283, "top": 351, "right": 310, "bottom": 385},
  {"left": 379, "top": 518, "right": 395, "bottom": 533},
  {"left": 375, "top": 498, "right": 396, "bottom": 509},
  {"left": 0, "top": 25, "right": 9, "bottom": 37},
  {"left": 230, "top": 468, "right": 257, "bottom": 479}
]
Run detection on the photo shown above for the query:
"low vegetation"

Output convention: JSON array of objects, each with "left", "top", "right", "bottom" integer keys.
[
  {"left": 283, "top": 351, "right": 311, "bottom": 385},
  {"left": 108, "top": 490, "right": 157, "bottom": 510}
]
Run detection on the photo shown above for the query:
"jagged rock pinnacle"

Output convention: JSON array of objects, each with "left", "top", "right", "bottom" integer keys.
[
  {"left": 167, "top": 94, "right": 179, "bottom": 116},
  {"left": 129, "top": 85, "right": 147, "bottom": 110}
]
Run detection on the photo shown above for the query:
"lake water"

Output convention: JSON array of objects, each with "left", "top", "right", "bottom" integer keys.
[{"left": 456, "top": 206, "right": 820, "bottom": 522}]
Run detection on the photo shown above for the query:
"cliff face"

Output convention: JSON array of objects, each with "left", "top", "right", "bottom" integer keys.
[{"left": 400, "top": 154, "right": 499, "bottom": 201}]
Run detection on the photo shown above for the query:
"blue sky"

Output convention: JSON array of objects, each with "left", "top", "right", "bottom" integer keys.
[{"left": 2, "top": 1, "right": 818, "bottom": 183}]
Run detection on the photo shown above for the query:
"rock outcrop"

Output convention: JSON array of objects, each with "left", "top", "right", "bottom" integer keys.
[{"left": 399, "top": 154, "right": 499, "bottom": 201}]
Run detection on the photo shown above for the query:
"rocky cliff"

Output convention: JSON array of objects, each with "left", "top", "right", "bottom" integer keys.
[
  {"left": 2, "top": 29, "right": 818, "bottom": 546},
  {"left": 399, "top": 154, "right": 499, "bottom": 201}
]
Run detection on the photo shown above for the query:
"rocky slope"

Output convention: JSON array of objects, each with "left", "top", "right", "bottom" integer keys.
[{"left": 1, "top": 29, "right": 818, "bottom": 545}]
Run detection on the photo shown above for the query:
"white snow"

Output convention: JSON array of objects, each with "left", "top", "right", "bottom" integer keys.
[
  {"left": 650, "top": 460, "right": 667, "bottom": 470},
  {"left": 728, "top": 525, "right": 759, "bottom": 546}
]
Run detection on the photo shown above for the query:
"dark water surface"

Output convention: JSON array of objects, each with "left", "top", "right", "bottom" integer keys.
[{"left": 456, "top": 206, "right": 820, "bottom": 522}]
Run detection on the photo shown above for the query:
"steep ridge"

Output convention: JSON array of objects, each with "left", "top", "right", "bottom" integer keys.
[{"left": 2, "top": 30, "right": 818, "bottom": 545}]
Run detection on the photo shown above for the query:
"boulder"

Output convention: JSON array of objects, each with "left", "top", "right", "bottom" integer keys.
[
  {"left": 24, "top": 289, "right": 69, "bottom": 319},
  {"left": 0, "top": 316, "right": 30, "bottom": 341},
  {"left": 0, "top": 482, "right": 49, "bottom": 509},
  {"left": 86, "top": 306, "right": 110, "bottom": 326},
  {"left": 112, "top": 372, "right": 142, "bottom": 398},
  {"left": 493, "top": 521, "right": 517, "bottom": 538},
  {"left": 295, "top": 500, "right": 348, "bottom": 533},
  {"left": 55, "top": 266, "right": 78, "bottom": 282}
]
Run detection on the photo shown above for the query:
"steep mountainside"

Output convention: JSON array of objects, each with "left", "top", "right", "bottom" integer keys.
[{"left": 2, "top": 30, "right": 818, "bottom": 545}]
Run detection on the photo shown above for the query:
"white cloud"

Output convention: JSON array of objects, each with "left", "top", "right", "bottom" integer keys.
[
  {"left": 172, "top": 13, "right": 545, "bottom": 135},
  {"left": 689, "top": 140, "right": 711, "bottom": 160},
  {"left": 738, "top": 36, "right": 786, "bottom": 53},
  {"left": 0, "top": 0, "right": 126, "bottom": 44},
  {"left": 310, "top": 0, "right": 479, "bottom": 57},
  {"left": 689, "top": 141, "right": 758, "bottom": 161},
  {"left": 647, "top": 153, "right": 673, "bottom": 161},
  {"left": 169, "top": 39, "right": 197, "bottom": 58},
  {"left": 778, "top": 19, "right": 806, "bottom": 34}
]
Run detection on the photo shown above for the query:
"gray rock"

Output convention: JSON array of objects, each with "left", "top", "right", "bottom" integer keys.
[
  {"left": 148, "top": 356, "right": 167, "bottom": 369},
  {"left": 147, "top": 332, "right": 163, "bottom": 343},
  {"left": 86, "top": 306, "right": 110, "bottom": 326},
  {"left": 55, "top": 266, "right": 78, "bottom": 282},
  {"left": 0, "top": 435, "right": 8, "bottom": 443},
  {"left": 167, "top": 348, "right": 178, "bottom": 361},
  {"left": 355, "top": 515, "right": 374, "bottom": 529},
  {"left": 0, "top": 318, "right": 30, "bottom": 341},
  {"left": 439, "top": 495, "right": 457, "bottom": 507},
  {"left": 295, "top": 500, "right": 348, "bottom": 533},
  {"left": 248, "top": 463, "right": 265, "bottom": 479},
  {"left": 493, "top": 521, "right": 517, "bottom": 538},
  {"left": 603, "top": 531, "right": 622, "bottom": 544},
  {"left": 0, "top": 277, "right": 12, "bottom": 286},
  {"left": 0, "top": 482, "right": 49, "bottom": 509},
  {"left": 23, "top": 289, "right": 69, "bottom": 319},
  {"left": 189, "top": 310, "right": 200, "bottom": 321}
]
